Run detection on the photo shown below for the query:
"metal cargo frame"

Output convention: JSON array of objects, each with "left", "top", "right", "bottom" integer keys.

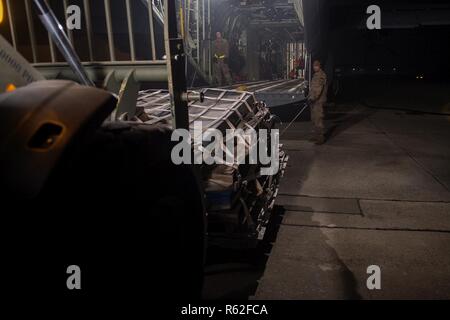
[{"left": 2, "top": 0, "right": 211, "bottom": 84}]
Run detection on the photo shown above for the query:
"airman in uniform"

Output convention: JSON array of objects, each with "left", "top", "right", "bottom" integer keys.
[
  {"left": 213, "top": 32, "right": 233, "bottom": 86},
  {"left": 308, "top": 60, "right": 328, "bottom": 145}
]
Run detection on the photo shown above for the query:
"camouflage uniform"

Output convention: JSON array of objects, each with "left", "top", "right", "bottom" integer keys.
[
  {"left": 213, "top": 39, "right": 233, "bottom": 86},
  {"left": 308, "top": 69, "right": 328, "bottom": 142}
]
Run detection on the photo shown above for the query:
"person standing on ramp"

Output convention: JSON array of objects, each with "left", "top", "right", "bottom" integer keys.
[{"left": 213, "top": 32, "right": 233, "bottom": 86}]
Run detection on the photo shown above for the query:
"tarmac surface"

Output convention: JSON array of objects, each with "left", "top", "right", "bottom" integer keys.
[{"left": 204, "top": 80, "right": 450, "bottom": 300}]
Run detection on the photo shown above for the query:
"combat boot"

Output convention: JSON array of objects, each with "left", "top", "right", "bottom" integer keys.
[{"left": 315, "top": 135, "right": 325, "bottom": 145}]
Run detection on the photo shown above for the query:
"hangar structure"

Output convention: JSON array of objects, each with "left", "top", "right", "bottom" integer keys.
[{"left": 0, "top": 0, "right": 309, "bottom": 105}]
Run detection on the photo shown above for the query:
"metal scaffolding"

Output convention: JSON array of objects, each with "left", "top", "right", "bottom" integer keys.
[{"left": 2, "top": 0, "right": 211, "bottom": 84}]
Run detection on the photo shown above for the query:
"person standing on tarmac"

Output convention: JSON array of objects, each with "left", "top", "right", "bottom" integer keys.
[
  {"left": 308, "top": 59, "right": 328, "bottom": 145},
  {"left": 213, "top": 32, "right": 233, "bottom": 86}
]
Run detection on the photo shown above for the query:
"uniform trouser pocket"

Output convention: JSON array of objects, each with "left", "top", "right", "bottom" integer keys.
[
  {"left": 311, "top": 102, "right": 325, "bottom": 136},
  {"left": 214, "top": 62, "right": 232, "bottom": 85}
]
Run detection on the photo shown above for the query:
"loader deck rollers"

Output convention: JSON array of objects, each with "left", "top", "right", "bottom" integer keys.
[{"left": 135, "top": 88, "right": 289, "bottom": 247}]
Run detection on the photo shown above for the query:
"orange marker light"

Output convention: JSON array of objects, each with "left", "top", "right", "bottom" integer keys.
[
  {"left": 0, "top": 0, "right": 4, "bottom": 24},
  {"left": 6, "top": 84, "right": 17, "bottom": 92},
  {"left": 0, "top": 0, "right": 4, "bottom": 23}
]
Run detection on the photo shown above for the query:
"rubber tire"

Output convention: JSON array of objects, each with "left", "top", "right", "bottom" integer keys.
[{"left": 4, "top": 122, "right": 205, "bottom": 308}]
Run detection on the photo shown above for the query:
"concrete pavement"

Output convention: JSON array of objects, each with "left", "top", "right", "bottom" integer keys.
[{"left": 254, "top": 103, "right": 450, "bottom": 299}]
